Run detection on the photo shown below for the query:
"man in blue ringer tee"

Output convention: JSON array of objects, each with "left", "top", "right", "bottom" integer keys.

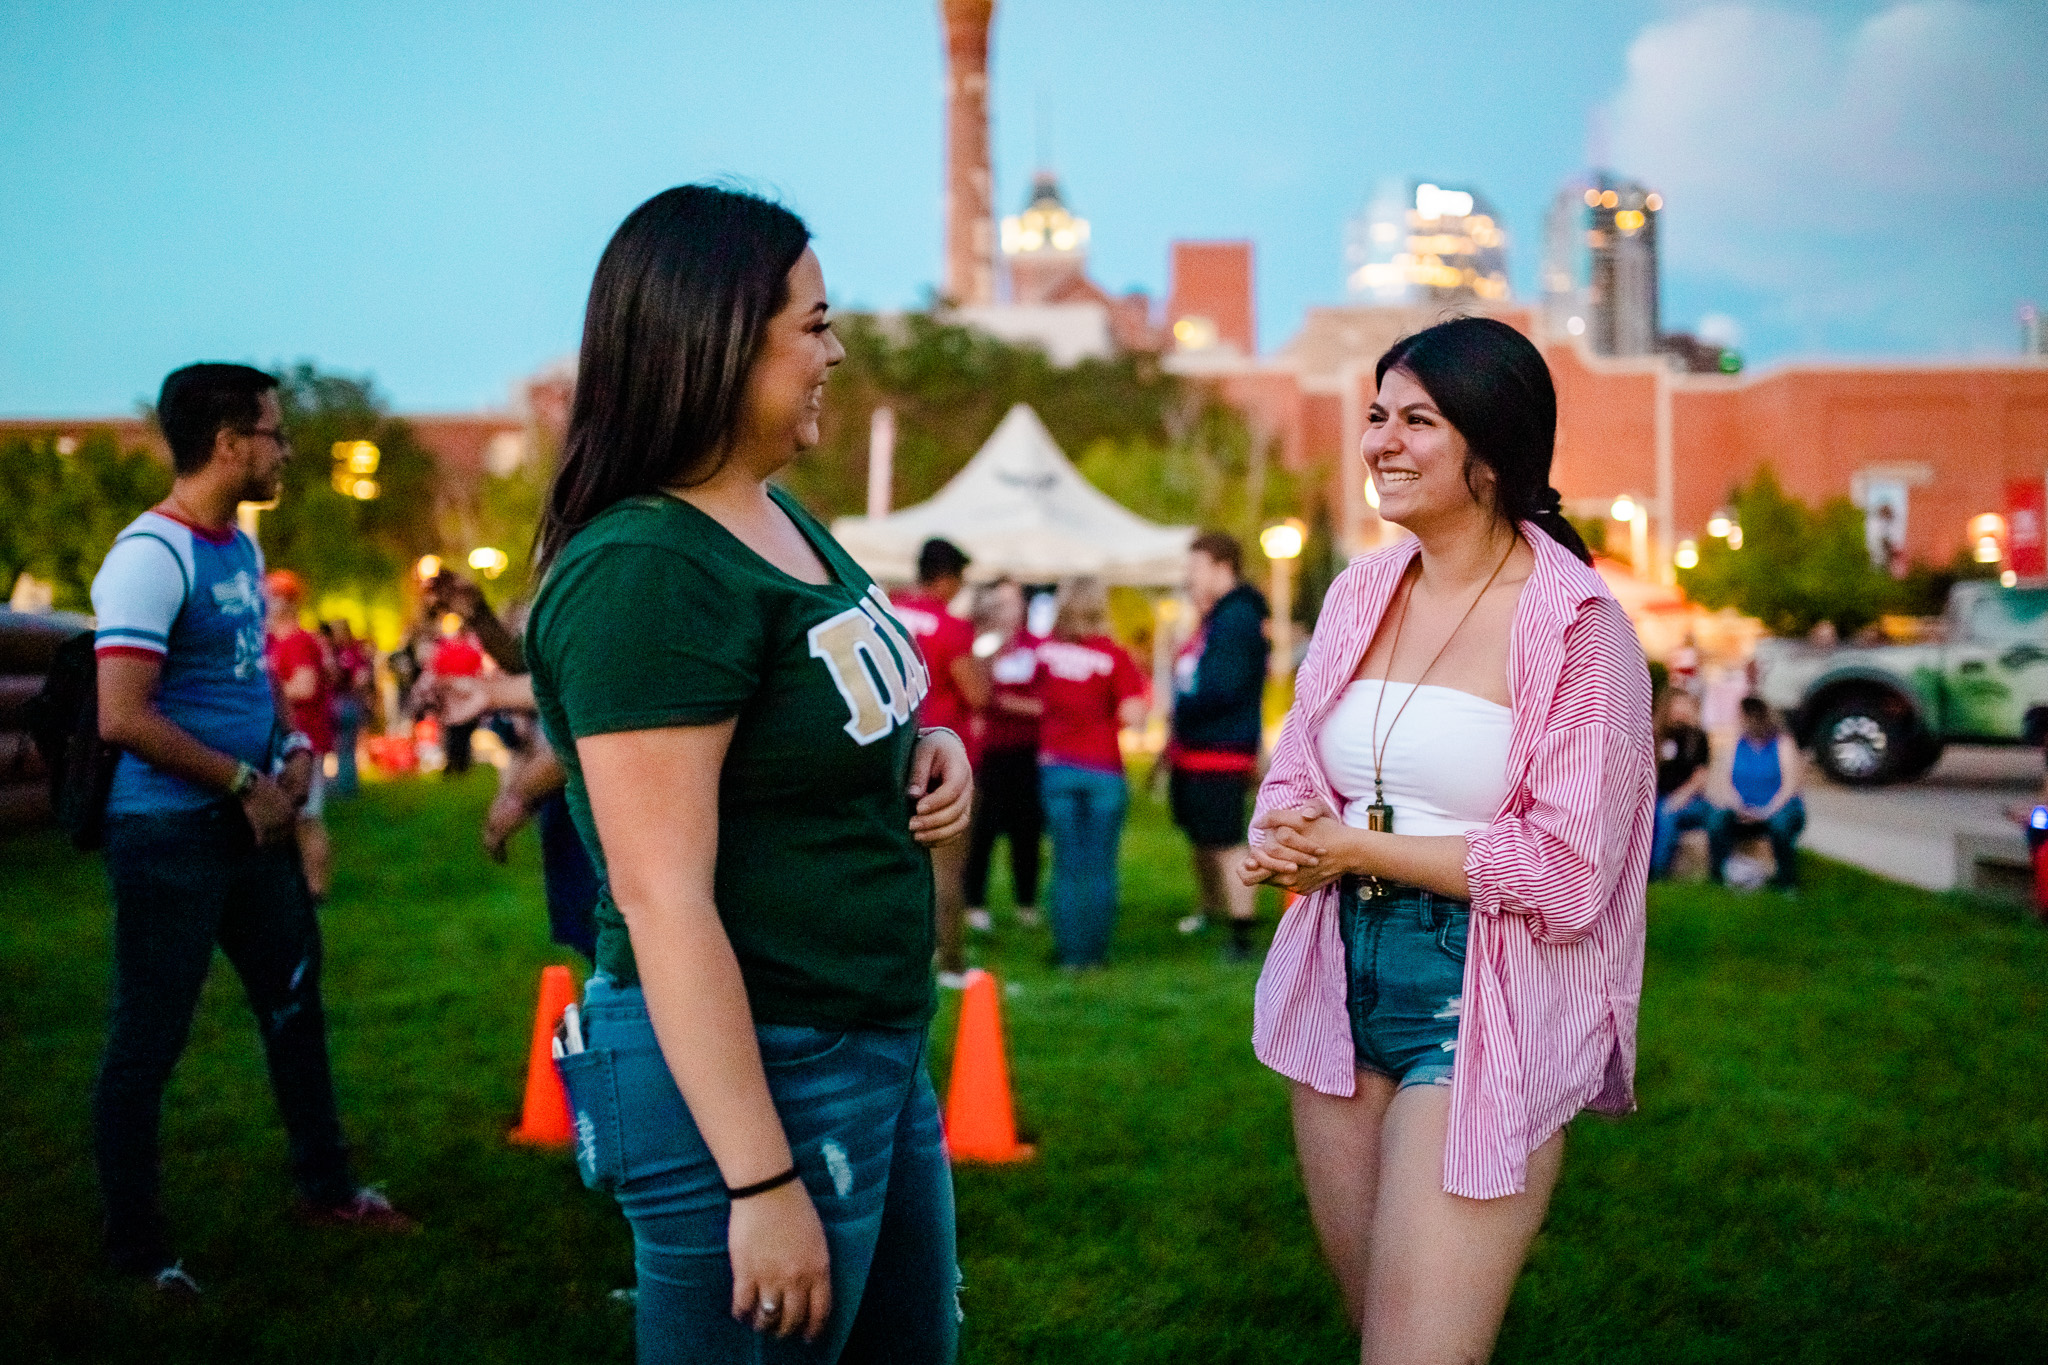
[{"left": 89, "top": 364, "right": 410, "bottom": 1296}]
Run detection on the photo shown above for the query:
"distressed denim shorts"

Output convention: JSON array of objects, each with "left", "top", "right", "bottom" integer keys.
[{"left": 1337, "top": 877, "right": 1468, "bottom": 1090}]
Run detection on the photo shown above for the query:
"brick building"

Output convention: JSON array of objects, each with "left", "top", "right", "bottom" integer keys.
[{"left": 1160, "top": 241, "right": 2048, "bottom": 575}]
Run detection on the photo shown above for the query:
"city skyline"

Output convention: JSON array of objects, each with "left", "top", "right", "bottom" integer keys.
[{"left": 3, "top": 0, "right": 2043, "bottom": 414}]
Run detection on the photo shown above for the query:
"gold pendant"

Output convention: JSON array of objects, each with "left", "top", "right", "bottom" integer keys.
[{"left": 1358, "top": 801, "right": 1393, "bottom": 899}]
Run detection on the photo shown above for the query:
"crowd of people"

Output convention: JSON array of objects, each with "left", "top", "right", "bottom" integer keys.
[{"left": 78, "top": 185, "right": 1668, "bottom": 1364}]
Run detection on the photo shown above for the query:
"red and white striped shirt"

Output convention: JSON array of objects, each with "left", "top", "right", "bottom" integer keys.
[{"left": 1252, "top": 525, "right": 1655, "bottom": 1199}]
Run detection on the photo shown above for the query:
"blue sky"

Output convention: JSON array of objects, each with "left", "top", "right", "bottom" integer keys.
[{"left": 3, "top": 0, "right": 2041, "bottom": 415}]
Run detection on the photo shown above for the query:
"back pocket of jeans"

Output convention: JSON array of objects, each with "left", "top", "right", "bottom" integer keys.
[{"left": 554, "top": 1049, "right": 624, "bottom": 1192}]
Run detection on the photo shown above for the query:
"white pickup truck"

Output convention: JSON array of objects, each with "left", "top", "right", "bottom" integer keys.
[{"left": 1752, "top": 581, "right": 2048, "bottom": 785}]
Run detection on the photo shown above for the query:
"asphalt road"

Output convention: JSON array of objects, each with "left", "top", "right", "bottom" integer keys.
[{"left": 1801, "top": 744, "right": 2043, "bottom": 891}]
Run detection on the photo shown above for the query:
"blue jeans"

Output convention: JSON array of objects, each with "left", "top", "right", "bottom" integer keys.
[
  {"left": 569, "top": 977, "right": 958, "bottom": 1364},
  {"left": 1337, "top": 879, "right": 1467, "bottom": 1089},
  {"left": 1707, "top": 796, "right": 1807, "bottom": 887},
  {"left": 536, "top": 791, "right": 598, "bottom": 961},
  {"left": 1039, "top": 763, "right": 1129, "bottom": 967},
  {"left": 1651, "top": 793, "right": 1714, "bottom": 879},
  {"left": 97, "top": 803, "right": 354, "bottom": 1270},
  {"left": 331, "top": 696, "right": 362, "bottom": 798}
]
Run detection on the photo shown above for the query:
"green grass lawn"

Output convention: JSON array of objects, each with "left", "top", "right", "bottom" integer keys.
[{"left": 3, "top": 776, "right": 2045, "bottom": 1363}]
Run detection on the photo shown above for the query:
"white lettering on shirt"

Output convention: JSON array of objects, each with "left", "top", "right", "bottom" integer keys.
[
  {"left": 1037, "top": 640, "right": 1116, "bottom": 684},
  {"left": 809, "top": 602, "right": 928, "bottom": 745}
]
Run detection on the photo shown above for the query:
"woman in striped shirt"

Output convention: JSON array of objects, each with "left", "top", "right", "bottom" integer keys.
[{"left": 1242, "top": 317, "right": 1654, "bottom": 1360}]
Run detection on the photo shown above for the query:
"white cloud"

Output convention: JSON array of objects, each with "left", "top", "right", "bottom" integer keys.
[
  {"left": 1697, "top": 312, "right": 1743, "bottom": 348},
  {"left": 1607, "top": 1, "right": 2048, "bottom": 354}
]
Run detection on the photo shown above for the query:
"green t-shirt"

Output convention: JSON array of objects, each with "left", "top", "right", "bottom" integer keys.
[{"left": 526, "top": 486, "right": 937, "bottom": 1031}]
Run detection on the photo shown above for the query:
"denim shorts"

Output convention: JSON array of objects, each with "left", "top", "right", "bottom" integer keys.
[
  {"left": 561, "top": 975, "right": 958, "bottom": 1364},
  {"left": 1337, "top": 877, "right": 1468, "bottom": 1089}
]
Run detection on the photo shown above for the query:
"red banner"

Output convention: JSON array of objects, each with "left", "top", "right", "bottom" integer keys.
[{"left": 2007, "top": 479, "right": 2047, "bottom": 578}]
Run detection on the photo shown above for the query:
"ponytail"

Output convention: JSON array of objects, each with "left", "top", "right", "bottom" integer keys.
[{"left": 1522, "top": 485, "right": 1594, "bottom": 566}]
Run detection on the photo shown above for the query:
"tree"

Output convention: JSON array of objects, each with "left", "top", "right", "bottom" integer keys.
[
  {"left": 0, "top": 429, "right": 171, "bottom": 611},
  {"left": 1679, "top": 466, "right": 1908, "bottom": 637},
  {"left": 263, "top": 364, "right": 442, "bottom": 609},
  {"left": 783, "top": 313, "right": 1195, "bottom": 519},
  {"left": 780, "top": 312, "right": 1334, "bottom": 624}
]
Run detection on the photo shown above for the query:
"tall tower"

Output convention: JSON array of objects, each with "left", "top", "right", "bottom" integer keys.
[
  {"left": 941, "top": 0, "right": 996, "bottom": 306},
  {"left": 1342, "top": 177, "right": 1509, "bottom": 306},
  {"left": 1584, "top": 175, "right": 1662, "bottom": 356}
]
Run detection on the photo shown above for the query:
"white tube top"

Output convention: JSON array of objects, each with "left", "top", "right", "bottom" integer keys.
[{"left": 1316, "top": 680, "right": 1513, "bottom": 836}]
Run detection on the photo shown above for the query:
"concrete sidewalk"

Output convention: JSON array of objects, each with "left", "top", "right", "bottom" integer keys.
[{"left": 1801, "top": 745, "right": 2040, "bottom": 891}]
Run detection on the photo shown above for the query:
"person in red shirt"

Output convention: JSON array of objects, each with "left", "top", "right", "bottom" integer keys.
[
  {"left": 427, "top": 615, "right": 487, "bottom": 776},
  {"left": 264, "top": 570, "right": 336, "bottom": 897},
  {"left": 1035, "top": 575, "right": 1147, "bottom": 968},
  {"left": 962, "top": 577, "right": 1044, "bottom": 931},
  {"left": 890, "top": 538, "right": 990, "bottom": 984}
]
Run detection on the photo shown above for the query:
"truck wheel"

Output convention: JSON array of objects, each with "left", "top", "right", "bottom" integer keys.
[
  {"left": 1898, "top": 733, "right": 1945, "bottom": 781},
  {"left": 1812, "top": 699, "right": 1909, "bottom": 785}
]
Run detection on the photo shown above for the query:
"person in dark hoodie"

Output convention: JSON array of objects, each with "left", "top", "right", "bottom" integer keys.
[{"left": 1169, "top": 530, "right": 1272, "bottom": 961}]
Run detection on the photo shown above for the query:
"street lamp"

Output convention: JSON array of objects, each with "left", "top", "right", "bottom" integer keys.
[
  {"left": 1674, "top": 539, "right": 1699, "bottom": 570},
  {"left": 468, "top": 546, "right": 510, "bottom": 580},
  {"left": 1610, "top": 495, "right": 1650, "bottom": 578},
  {"left": 1260, "top": 519, "right": 1307, "bottom": 677},
  {"left": 331, "top": 440, "right": 381, "bottom": 499}
]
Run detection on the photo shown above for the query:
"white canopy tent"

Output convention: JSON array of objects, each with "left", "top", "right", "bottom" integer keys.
[{"left": 830, "top": 404, "right": 1195, "bottom": 587}]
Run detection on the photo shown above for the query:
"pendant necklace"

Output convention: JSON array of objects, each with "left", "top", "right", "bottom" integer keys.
[{"left": 1357, "top": 536, "right": 1517, "bottom": 897}]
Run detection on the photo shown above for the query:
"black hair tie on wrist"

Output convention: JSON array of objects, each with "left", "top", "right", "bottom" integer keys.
[{"left": 725, "top": 1165, "right": 801, "bottom": 1200}]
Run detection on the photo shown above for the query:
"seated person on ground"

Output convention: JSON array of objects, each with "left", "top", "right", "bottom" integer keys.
[
  {"left": 1706, "top": 695, "right": 1805, "bottom": 890},
  {"left": 1650, "top": 688, "right": 1712, "bottom": 880}
]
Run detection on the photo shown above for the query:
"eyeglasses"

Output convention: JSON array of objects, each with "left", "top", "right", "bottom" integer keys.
[{"left": 243, "top": 426, "right": 292, "bottom": 451}]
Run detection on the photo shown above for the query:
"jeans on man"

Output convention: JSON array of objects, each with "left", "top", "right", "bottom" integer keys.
[
  {"left": 96, "top": 803, "right": 354, "bottom": 1270},
  {"left": 579, "top": 976, "right": 958, "bottom": 1364},
  {"left": 1039, "top": 762, "right": 1129, "bottom": 967},
  {"left": 1651, "top": 793, "right": 1715, "bottom": 879},
  {"left": 331, "top": 696, "right": 362, "bottom": 798},
  {"left": 1706, "top": 796, "right": 1807, "bottom": 888}
]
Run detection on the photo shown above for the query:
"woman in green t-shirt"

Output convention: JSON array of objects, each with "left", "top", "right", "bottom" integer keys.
[{"left": 528, "top": 185, "right": 974, "bottom": 1364}]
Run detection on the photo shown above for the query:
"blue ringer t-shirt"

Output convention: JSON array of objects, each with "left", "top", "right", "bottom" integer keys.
[{"left": 89, "top": 509, "right": 279, "bottom": 815}]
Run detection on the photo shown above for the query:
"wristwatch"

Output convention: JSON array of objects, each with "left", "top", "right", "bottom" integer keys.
[{"left": 228, "top": 761, "right": 259, "bottom": 799}]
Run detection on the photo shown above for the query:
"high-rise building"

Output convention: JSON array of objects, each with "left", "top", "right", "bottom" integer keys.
[
  {"left": 2023, "top": 303, "right": 2045, "bottom": 357},
  {"left": 1343, "top": 177, "right": 1509, "bottom": 307},
  {"left": 1588, "top": 176, "right": 1661, "bottom": 356},
  {"left": 1002, "top": 172, "right": 1091, "bottom": 304},
  {"left": 1543, "top": 173, "right": 1663, "bottom": 356},
  {"left": 940, "top": 0, "right": 996, "bottom": 307},
  {"left": 1541, "top": 182, "right": 1591, "bottom": 341}
]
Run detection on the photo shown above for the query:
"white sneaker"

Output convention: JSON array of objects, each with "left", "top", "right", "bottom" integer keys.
[
  {"left": 150, "top": 1261, "right": 202, "bottom": 1298},
  {"left": 1014, "top": 906, "right": 1042, "bottom": 927},
  {"left": 965, "top": 909, "right": 993, "bottom": 933},
  {"left": 1177, "top": 914, "right": 1208, "bottom": 935}
]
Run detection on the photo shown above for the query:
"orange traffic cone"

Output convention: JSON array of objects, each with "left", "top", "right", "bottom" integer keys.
[
  {"left": 943, "top": 968, "right": 1034, "bottom": 1163},
  {"left": 509, "top": 964, "right": 576, "bottom": 1147}
]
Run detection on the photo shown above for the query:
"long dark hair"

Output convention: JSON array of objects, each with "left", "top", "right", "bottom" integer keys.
[
  {"left": 536, "top": 185, "right": 812, "bottom": 572},
  {"left": 1374, "top": 316, "right": 1592, "bottom": 564}
]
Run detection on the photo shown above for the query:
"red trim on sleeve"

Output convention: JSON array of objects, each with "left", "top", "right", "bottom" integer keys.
[{"left": 94, "top": 644, "right": 166, "bottom": 662}]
